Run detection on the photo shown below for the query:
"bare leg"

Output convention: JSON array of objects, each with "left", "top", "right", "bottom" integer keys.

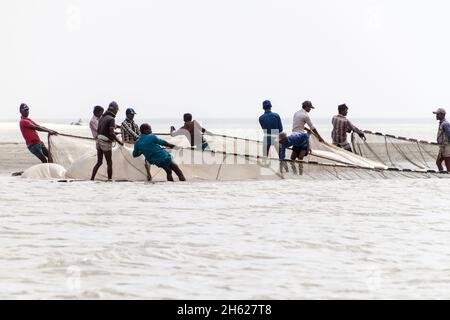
[
  {"left": 297, "top": 149, "right": 308, "bottom": 161},
  {"left": 35, "top": 152, "right": 48, "bottom": 163},
  {"left": 104, "top": 150, "right": 113, "bottom": 180},
  {"left": 444, "top": 157, "right": 450, "bottom": 172},
  {"left": 436, "top": 155, "right": 444, "bottom": 172},
  {"left": 162, "top": 166, "right": 174, "bottom": 181},
  {"left": 297, "top": 150, "right": 307, "bottom": 175},
  {"left": 280, "top": 161, "right": 289, "bottom": 173},
  {"left": 144, "top": 161, "right": 152, "bottom": 181},
  {"left": 91, "top": 149, "right": 104, "bottom": 180},
  {"left": 289, "top": 151, "right": 299, "bottom": 174},
  {"left": 42, "top": 144, "right": 53, "bottom": 163},
  {"left": 170, "top": 161, "right": 186, "bottom": 181}
]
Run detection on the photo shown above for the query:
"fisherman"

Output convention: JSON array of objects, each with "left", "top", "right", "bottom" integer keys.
[
  {"left": 134, "top": 123, "right": 186, "bottom": 182},
  {"left": 89, "top": 105, "right": 104, "bottom": 138},
  {"left": 170, "top": 113, "right": 211, "bottom": 150},
  {"left": 433, "top": 107, "right": 450, "bottom": 172},
  {"left": 121, "top": 108, "right": 140, "bottom": 144},
  {"left": 120, "top": 108, "right": 152, "bottom": 181},
  {"left": 278, "top": 132, "right": 311, "bottom": 161},
  {"left": 258, "top": 100, "right": 283, "bottom": 157},
  {"left": 91, "top": 101, "right": 124, "bottom": 181},
  {"left": 19, "top": 103, "right": 58, "bottom": 163},
  {"left": 292, "top": 100, "right": 325, "bottom": 143},
  {"left": 331, "top": 104, "right": 366, "bottom": 152}
]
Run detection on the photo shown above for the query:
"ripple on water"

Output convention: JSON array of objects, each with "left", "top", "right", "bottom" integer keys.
[{"left": 1, "top": 177, "right": 450, "bottom": 298}]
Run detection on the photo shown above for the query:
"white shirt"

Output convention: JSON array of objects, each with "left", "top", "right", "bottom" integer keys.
[
  {"left": 89, "top": 115, "right": 100, "bottom": 138},
  {"left": 292, "top": 108, "right": 315, "bottom": 132}
]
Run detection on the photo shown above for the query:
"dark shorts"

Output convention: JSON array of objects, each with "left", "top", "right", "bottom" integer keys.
[
  {"left": 27, "top": 142, "right": 47, "bottom": 158},
  {"left": 292, "top": 145, "right": 308, "bottom": 155},
  {"left": 155, "top": 157, "right": 173, "bottom": 169}
]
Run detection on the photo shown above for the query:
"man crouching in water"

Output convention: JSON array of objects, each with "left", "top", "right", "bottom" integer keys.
[
  {"left": 133, "top": 123, "right": 186, "bottom": 182},
  {"left": 278, "top": 132, "right": 311, "bottom": 175}
]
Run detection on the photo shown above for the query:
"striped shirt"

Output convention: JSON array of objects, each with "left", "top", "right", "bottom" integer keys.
[
  {"left": 331, "top": 115, "right": 362, "bottom": 145},
  {"left": 121, "top": 119, "right": 140, "bottom": 144}
]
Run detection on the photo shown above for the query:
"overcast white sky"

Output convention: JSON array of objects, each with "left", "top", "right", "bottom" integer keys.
[{"left": 1, "top": 0, "right": 450, "bottom": 120}]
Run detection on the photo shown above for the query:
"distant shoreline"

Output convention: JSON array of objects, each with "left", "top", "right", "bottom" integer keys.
[{"left": 0, "top": 117, "right": 438, "bottom": 125}]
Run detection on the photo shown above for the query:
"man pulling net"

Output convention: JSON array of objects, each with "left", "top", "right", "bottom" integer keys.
[
  {"left": 133, "top": 124, "right": 186, "bottom": 182},
  {"left": 331, "top": 104, "right": 365, "bottom": 152}
]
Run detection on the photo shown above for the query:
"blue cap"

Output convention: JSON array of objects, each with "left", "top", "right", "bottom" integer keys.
[
  {"left": 126, "top": 108, "right": 136, "bottom": 115},
  {"left": 262, "top": 100, "right": 272, "bottom": 109}
]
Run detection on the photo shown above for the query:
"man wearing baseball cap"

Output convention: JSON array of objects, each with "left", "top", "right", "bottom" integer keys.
[
  {"left": 120, "top": 107, "right": 152, "bottom": 181},
  {"left": 18, "top": 103, "right": 58, "bottom": 163},
  {"left": 121, "top": 108, "right": 140, "bottom": 145},
  {"left": 292, "top": 100, "right": 325, "bottom": 143},
  {"left": 258, "top": 100, "right": 284, "bottom": 157},
  {"left": 433, "top": 107, "right": 450, "bottom": 172}
]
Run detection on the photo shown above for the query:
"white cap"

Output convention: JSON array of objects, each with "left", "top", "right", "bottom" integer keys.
[{"left": 433, "top": 107, "right": 446, "bottom": 114}]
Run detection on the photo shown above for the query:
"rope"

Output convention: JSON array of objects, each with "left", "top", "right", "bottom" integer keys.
[
  {"left": 57, "top": 133, "right": 95, "bottom": 141},
  {"left": 215, "top": 153, "right": 227, "bottom": 181},
  {"left": 363, "top": 130, "right": 435, "bottom": 145},
  {"left": 155, "top": 132, "right": 263, "bottom": 144},
  {"left": 118, "top": 146, "right": 148, "bottom": 178}
]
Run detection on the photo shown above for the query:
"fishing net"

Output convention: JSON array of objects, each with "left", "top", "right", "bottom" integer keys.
[
  {"left": 43, "top": 132, "right": 448, "bottom": 182},
  {"left": 158, "top": 132, "right": 387, "bottom": 170},
  {"left": 351, "top": 131, "right": 439, "bottom": 171},
  {"left": 48, "top": 134, "right": 284, "bottom": 182},
  {"left": 22, "top": 163, "right": 67, "bottom": 179}
]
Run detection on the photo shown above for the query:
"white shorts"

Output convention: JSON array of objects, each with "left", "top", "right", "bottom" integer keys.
[{"left": 96, "top": 135, "right": 113, "bottom": 152}]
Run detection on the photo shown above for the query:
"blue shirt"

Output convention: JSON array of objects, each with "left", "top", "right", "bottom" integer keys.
[
  {"left": 259, "top": 111, "right": 283, "bottom": 144},
  {"left": 132, "top": 133, "right": 172, "bottom": 166},
  {"left": 279, "top": 133, "right": 310, "bottom": 160}
]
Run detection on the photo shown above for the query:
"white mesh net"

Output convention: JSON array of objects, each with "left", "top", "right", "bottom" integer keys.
[
  {"left": 42, "top": 132, "right": 449, "bottom": 182},
  {"left": 351, "top": 131, "right": 439, "bottom": 171}
]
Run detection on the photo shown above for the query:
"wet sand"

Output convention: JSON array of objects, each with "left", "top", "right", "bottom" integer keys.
[{"left": 0, "top": 143, "right": 39, "bottom": 175}]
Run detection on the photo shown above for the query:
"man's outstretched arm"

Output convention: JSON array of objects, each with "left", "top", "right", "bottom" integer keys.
[
  {"left": 24, "top": 122, "right": 58, "bottom": 135},
  {"left": 155, "top": 136, "right": 177, "bottom": 149},
  {"left": 348, "top": 119, "right": 366, "bottom": 140},
  {"left": 305, "top": 127, "right": 324, "bottom": 143}
]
